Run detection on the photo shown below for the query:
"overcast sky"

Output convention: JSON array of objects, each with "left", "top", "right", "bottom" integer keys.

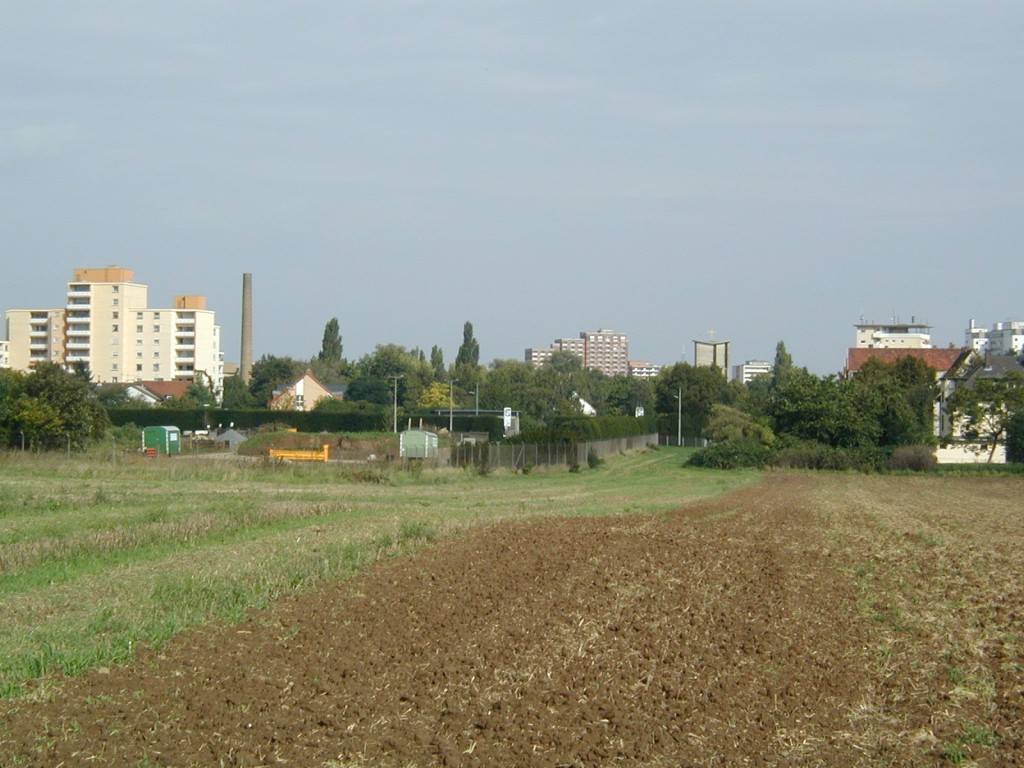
[{"left": 2, "top": 2, "right": 1021, "bottom": 375}]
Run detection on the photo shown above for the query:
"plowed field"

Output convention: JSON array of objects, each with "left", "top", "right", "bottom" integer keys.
[{"left": 2, "top": 473, "right": 1022, "bottom": 767}]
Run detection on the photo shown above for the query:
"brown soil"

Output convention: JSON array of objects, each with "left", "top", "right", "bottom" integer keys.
[{"left": 2, "top": 473, "right": 1021, "bottom": 767}]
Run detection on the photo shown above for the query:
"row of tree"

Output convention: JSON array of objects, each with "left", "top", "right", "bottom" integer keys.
[{"left": 3, "top": 317, "right": 1021, "bottom": 462}]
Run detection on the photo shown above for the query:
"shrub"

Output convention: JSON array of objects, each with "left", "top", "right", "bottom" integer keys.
[
  {"left": 889, "top": 445, "right": 937, "bottom": 472},
  {"left": 587, "top": 448, "right": 604, "bottom": 469},
  {"left": 686, "top": 439, "right": 773, "bottom": 469}
]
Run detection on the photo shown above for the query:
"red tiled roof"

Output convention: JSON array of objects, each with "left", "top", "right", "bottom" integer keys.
[
  {"left": 844, "top": 347, "right": 968, "bottom": 374},
  {"left": 132, "top": 380, "right": 192, "bottom": 400}
]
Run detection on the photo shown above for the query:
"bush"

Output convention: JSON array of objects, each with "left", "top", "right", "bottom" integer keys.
[
  {"left": 770, "top": 438, "right": 888, "bottom": 472},
  {"left": 587, "top": 448, "right": 604, "bottom": 469},
  {"left": 889, "top": 445, "right": 937, "bottom": 472},
  {"left": 1007, "top": 411, "right": 1024, "bottom": 464},
  {"left": 686, "top": 439, "right": 773, "bottom": 469}
]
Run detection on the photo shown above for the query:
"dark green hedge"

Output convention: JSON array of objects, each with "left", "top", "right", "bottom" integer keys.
[
  {"left": 511, "top": 415, "right": 658, "bottom": 444},
  {"left": 107, "top": 407, "right": 388, "bottom": 433}
]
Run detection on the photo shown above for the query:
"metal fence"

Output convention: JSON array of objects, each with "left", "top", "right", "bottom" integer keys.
[{"left": 446, "top": 434, "right": 660, "bottom": 471}]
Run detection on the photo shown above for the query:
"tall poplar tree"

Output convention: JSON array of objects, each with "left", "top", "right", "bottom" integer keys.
[{"left": 318, "top": 317, "right": 343, "bottom": 362}]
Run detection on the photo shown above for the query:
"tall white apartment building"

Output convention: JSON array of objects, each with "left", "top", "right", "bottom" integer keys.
[
  {"left": 4, "top": 267, "right": 223, "bottom": 397},
  {"left": 962, "top": 318, "right": 1024, "bottom": 356}
]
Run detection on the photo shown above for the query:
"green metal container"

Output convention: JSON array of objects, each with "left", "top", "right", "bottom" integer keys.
[{"left": 142, "top": 425, "right": 182, "bottom": 455}]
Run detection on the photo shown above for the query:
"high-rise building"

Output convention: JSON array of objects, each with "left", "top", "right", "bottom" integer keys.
[
  {"left": 963, "top": 318, "right": 1024, "bottom": 356},
  {"left": 526, "top": 328, "right": 629, "bottom": 377},
  {"left": 4, "top": 267, "right": 223, "bottom": 398}
]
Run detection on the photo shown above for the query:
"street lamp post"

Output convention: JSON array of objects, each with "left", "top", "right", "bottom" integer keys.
[
  {"left": 675, "top": 387, "right": 682, "bottom": 447},
  {"left": 449, "top": 380, "right": 456, "bottom": 433},
  {"left": 469, "top": 389, "right": 479, "bottom": 416},
  {"left": 390, "top": 375, "right": 404, "bottom": 433}
]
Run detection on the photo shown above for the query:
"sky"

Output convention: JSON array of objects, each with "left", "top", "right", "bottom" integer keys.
[{"left": 2, "top": 2, "right": 1021, "bottom": 375}]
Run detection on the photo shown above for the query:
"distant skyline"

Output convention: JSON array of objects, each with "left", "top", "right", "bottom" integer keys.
[{"left": 2, "top": 3, "right": 1021, "bottom": 374}]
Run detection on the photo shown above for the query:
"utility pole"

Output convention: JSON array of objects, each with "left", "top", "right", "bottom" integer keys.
[
  {"left": 390, "top": 375, "right": 403, "bottom": 433},
  {"left": 676, "top": 387, "right": 682, "bottom": 447}
]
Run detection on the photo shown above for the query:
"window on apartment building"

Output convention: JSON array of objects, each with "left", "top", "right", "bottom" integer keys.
[
  {"left": 153, "top": 364, "right": 160, "bottom": 372},
  {"left": 153, "top": 351, "right": 160, "bottom": 358},
  {"left": 136, "top": 364, "right": 143, "bottom": 372},
  {"left": 153, "top": 326, "right": 160, "bottom": 333},
  {"left": 136, "top": 351, "right": 143, "bottom": 358},
  {"left": 112, "top": 325, "right": 118, "bottom": 332},
  {"left": 137, "top": 312, "right": 143, "bottom": 320},
  {"left": 112, "top": 299, "right": 119, "bottom": 306},
  {"left": 112, "top": 312, "right": 118, "bottom": 319},
  {"left": 137, "top": 339, "right": 143, "bottom": 345},
  {"left": 112, "top": 364, "right": 118, "bottom": 371},
  {"left": 113, "top": 286, "right": 119, "bottom": 293},
  {"left": 137, "top": 325, "right": 143, "bottom": 333}
]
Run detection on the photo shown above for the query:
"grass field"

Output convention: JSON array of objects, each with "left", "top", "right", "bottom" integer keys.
[
  {"left": 1, "top": 451, "right": 1023, "bottom": 765},
  {"left": 0, "top": 447, "right": 753, "bottom": 697}
]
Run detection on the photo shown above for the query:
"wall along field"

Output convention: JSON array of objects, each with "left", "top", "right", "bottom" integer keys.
[{"left": 0, "top": 452, "right": 1022, "bottom": 766}]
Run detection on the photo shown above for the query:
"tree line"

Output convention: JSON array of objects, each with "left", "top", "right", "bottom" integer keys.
[{"left": 2, "top": 319, "right": 1022, "bottom": 464}]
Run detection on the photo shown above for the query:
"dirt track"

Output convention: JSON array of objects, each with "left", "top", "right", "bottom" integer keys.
[{"left": 2, "top": 473, "right": 1021, "bottom": 766}]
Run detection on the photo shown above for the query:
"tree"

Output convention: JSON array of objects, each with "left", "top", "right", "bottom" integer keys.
[
  {"left": 481, "top": 359, "right": 536, "bottom": 417},
  {"left": 851, "top": 357, "right": 936, "bottom": 447},
  {"left": 705, "top": 404, "right": 775, "bottom": 446},
  {"left": 344, "top": 376, "right": 392, "bottom": 406},
  {"left": 1, "top": 363, "right": 109, "bottom": 450},
  {"left": 532, "top": 351, "right": 587, "bottom": 419},
  {"left": 317, "top": 317, "right": 343, "bottom": 362},
  {"left": 355, "top": 344, "right": 434, "bottom": 406},
  {"left": 454, "top": 321, "right": 480, "bottom": 368},
  {"left": 222, "top": 375, "right": 258, "bottom": 409},
  {"left": 430, "top": 345, "right": 445, "bottom": 380},
  {"left": 604, "top": 375, "right": 655, "bottom": 417},
  {"left": 768, "top": 369, "right": 880, "bottom": 449},
  {"left": 249, "top": 355, "right": 304, "bottom": 406},
  {"left": 95, "top": 383, "right": 133, "bottom": 408},
  {"left": 946, "top": 372, "right": 1024, "bottom": 462},
  {"left": 1006, "top": 409, "right": 1024, "bottom": 463},
  {"left": 656, "top": 363, "right": 731, "bottom": 438},
  {"left": 417, "top": 381, "right": 452, "bottom": 410},
  {"left": 771, "top": 341, "right": 794, "bottom": 390}
]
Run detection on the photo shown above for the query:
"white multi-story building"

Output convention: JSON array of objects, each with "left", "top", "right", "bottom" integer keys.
[
  {"left": 732, "top": 360, "right": 773, "bottom": 384},
  {"left": 4, "top": 267, "right": 223, "bottom": 398},
  {"left": 965, "top": 319, "right": 989, "bottom": 352},
  {"left": 0, "top": 339, "right": 9, "bottom": 369},
  {"left": 962, "top": 318, "right": 1024, "bottom": 356},
  {"left": 854, "top": 318, "right": 932, "bottom": 349},
  {"left": 628, "top": 361, "right": 662, "bottom": 378}
]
